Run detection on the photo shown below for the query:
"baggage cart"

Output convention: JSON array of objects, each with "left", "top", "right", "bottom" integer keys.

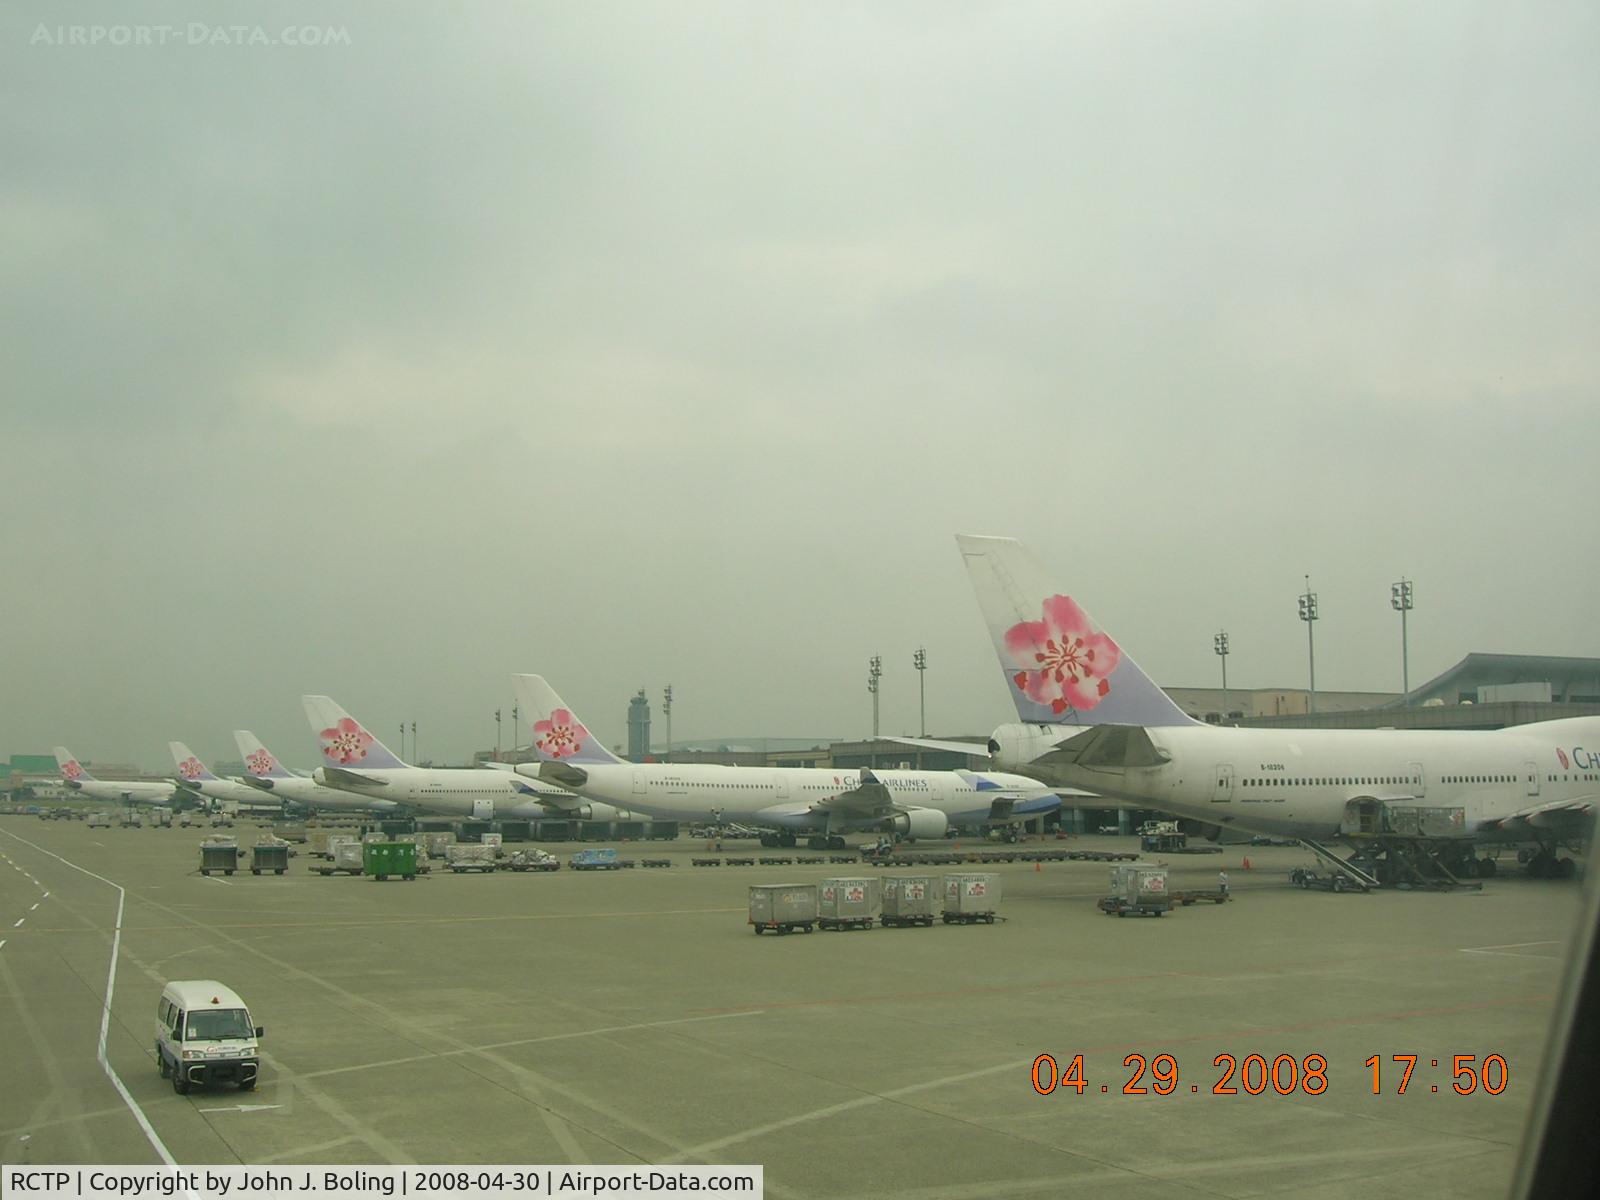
[
  {"left": 88, "top": 812, "right": 112, "bottom": 829},
  {"left": 316, "top": 839, "right": 365, "bottom": 876},
  {"left": 503, "top": 848, "right": 561, "bottom": 872},
  {"left": 363, "top": 841, "right": 417, "bottom": 881},
  {"left": 445, "top": 843, "right": 498, "bottom": 873},
  {"left": 421, "top": 831, "right": 457, "bottom": 860},
  {"left": 272, "top": 823, "right": 307, "bottom": 843},
  {"left": 250, "top": 838, "right": 290, "bottom": 875},
  {"left": 880, "top": 876, "right": 937, "bottom": 928},
  {"left": 942, "top": 873, "right": 1001, "bottom": 925},
  {"left": 199, "top": 839, "right": 239, "bottom": 877},
  {"left": 748, "top": 883, "right": 818, "bottom": 935},
  {"left": 818, "top": 877, "right": 879, "bottom": 930},
  {"left": 571, "top": 848, "right": 622, "bottom": 871},
  {"left": 152, "top": 809, "right": 174, "bottom": 828},
  {"left": 1100, "top": 865, "right": 1171, "bottom": 916}
]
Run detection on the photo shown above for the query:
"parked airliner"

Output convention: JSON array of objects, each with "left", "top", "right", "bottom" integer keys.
[
  {"left": 512, "top": 674, "right": 1064, "bottom": 848},
  {"left": 941, "top": 535, "right": 1596, "bottom": 879},
  {"left": 301, "top": 696, "right": 632, "bottom": 822},
  {"left": 168, "top": 742, "right": 267, "bottom": 807},
  {"left": 53, "top": 747, "right": 176, "bottom": 806},
  {"left": 232, "top": 730, "right": 399, "bottom": 814}
]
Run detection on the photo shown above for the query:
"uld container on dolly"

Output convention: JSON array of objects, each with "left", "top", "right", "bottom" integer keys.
[
  {"left": 880, "top": 876, "right": 937, "bottom": 927},
  {"left": 1098, "top": 865, "right": 1171, "bottom": 917},
  {"left": 818, "top": 877, "right": 879, "bottom": 930},
  {"left": 749, "top": 883, "right": 819, "bottom": 935},
  {"left": 199, "top": 839, "right": 239, "bottom": 877},
  {"left": 363, "top": 841, "right": 418, "bottom": 881},
  {"left": 942, "top": 873, "right": 1001, "bottom": 924},
  {"left": 250, "top": 838, "right": 290, "bottom": 875}
]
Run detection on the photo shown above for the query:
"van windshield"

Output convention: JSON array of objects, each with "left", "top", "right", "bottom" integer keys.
[{"left": 184, "top": 1008, "right": 252, "bottom": 1041}]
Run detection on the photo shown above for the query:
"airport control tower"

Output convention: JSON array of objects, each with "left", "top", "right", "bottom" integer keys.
[{"left": 627, "top": 689, "right": 651, "bottom": 761}]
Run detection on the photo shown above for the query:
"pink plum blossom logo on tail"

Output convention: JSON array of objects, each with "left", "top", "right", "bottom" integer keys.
[
  {"left": 178, "top": 758, "right": 204, "bottom": 780},
  {"left": 62, "top": 760, "right": 83, "bottom": 781},
  {"left": 1003, "top": 594, "right": 1123, "bottom": 715},
  {"left": 1557, "top": 748, "right": 1569, "bottom": 771},
  {"left": 246, "top": 750, "right": 275, "bottom": 776},
  {"left": 320, "top": 717, "right": 374, "bottom": 765},
  {"left": 533, "top": 709, "right": 588, "bottom": 760}
]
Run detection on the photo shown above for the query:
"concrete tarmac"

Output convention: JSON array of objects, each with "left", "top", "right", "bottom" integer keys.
[{"left": 0, "top": 818, "right": 1584, "bottom": 1198}]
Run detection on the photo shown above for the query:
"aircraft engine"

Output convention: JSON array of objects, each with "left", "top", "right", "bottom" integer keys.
[
  {"left": 560, "top": 803, "right": 594, "bottom": 822},
  {"left": 884, "top": 807, "right": 949, "bottom": 839}
]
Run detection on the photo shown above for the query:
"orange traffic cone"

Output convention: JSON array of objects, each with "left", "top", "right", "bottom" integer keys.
[
  {"left": 1242, "top": 856, "right": 1252, "bottom": 870},
  {"left": 1034, "top": 860, "right": 1041, "bottom": 872}
]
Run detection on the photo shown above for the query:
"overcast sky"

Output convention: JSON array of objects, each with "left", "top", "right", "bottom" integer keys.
[{"left": 4, "top": 2, "right": 1597, "bottom": 770}]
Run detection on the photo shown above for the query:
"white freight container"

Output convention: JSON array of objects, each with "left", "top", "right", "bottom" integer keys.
[
  {"left": 333, "top": 841, "right": 364, "bottom": 872},
  {"left": 880, "top": 876, "right": 936, "bottom": 927},
  {"left": 446, "top": 843, "right": 497, "bottom": 873},
  {"left": 748, "top": 884, "right": 819, "bottom": 934},
  {"left": 818, "top": 877, "right": 879, "bottom": 929},
  {"left": 481, "top": 832, "right": 504, "bottom": 856},
  {"left": 421, "top": 831, "right": 457, "bottom": 859},
  {"left": 942, "top": 873, "right": 1001, "bottom": 924}
]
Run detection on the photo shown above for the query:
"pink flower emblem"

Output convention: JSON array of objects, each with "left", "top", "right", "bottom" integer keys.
[
  {"left": 62, "top": 760, "right": 83, "bottom": 781},
  {"left": 246, "top": 750, "right": 275, "bottom": 776},
  {"left": 1557, "top": 748, "right": 1569, "bottom": 770},
  {"left": 178, "top": 757, "right": 204, "bottom": 780},
  {"left": 320, "top": 717, "right": 375, "bottom": 765},
  {"left": 1003, "top": 594, "right": 1123, "bottom": 715},
  {"left": 533, "top": 708, "right": 588, "bottom": 759}
]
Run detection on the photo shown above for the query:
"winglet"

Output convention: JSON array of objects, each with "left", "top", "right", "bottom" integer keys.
[
  {"left": 513, "top": 675, "right": 625, "bottom": 765},
  {"left": 169, "top": 741, "right": 218, "bottom": 783},
  {"left": 956, "top": 534, "right": 1197, "bottom": 727},
  {"left": 233, "top": 731, "right": 295, "bottom": 780},
  {"left": 54, "top": 746, "right": 94, "bottom": 783},
  {"left": 301, "top": 697, "right": 408, "bottom": 770}
]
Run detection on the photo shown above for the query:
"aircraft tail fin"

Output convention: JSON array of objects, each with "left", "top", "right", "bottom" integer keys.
[
  {"left": 301, "top": 696, "right": 408, "bottom": 770},
  {"left": 54, "top": 746, "right": 95, "bottom": 782},
  {"left": 956, "top": 534, "right": 1197, "bottom": 727},
  {"left": 513, "top": 675, "right": 626, "bottom": 765},
  {"left": 233, "top": 730, "right": 295, "bottom": 780},
  {"left": 169, "top": 741, "right": 219, "bottom": 783}
]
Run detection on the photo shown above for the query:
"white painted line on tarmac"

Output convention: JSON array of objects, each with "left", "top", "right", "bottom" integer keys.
[
  {"left": 0, "top": 940, "right": 6, "bottom": 951},
  {"left": 198, "top": 1103, "right": 282, "bottom": 1114},
  {"left": 201, "top": 875, "right": 232, "bottom": 885},
  {"left": 11, "top": 918, "right": 22, "bottom": 928},
  {"left": 1462, "top": 940, "right": 1559, "bottom": 952},
  {"left": 0, "top": 829, "right": 177, "bottom": 1165},
  {"left": 30, "top": 903, "right": 40, "bottom": 911}
]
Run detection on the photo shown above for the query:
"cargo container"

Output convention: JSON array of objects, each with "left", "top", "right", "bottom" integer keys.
[
  {"left": 942, "top": 873, "right": 1001, "bottom": 924},
  {"left": 504, "top": 848, "right": 561, "bottom": 872},
  {"left": 535, "top": 820, "right": 571, "bottom": 842},
  {"left": 818, "top": 877, "right": 879, "bottom": 930},
  {"left": 250, "top": 839, "right": 290, "bottom": 876},
  {"left": 571, "top": 848, "right": 622, "bottom": 871},
  {"left": 363, "top": 841, "right": 418, "bottom": 881},
  {"left": 647, "top": 820, "right": 680, "bottom": 841},
  {"left": 576, "top": 822, "right": 615, "bottom": 842},
  {"left": 480, "top": 832, "right": 504, "bottom": 857},
  {"left": 1099, "top": 865, "right": 1170, "bottom": 917},
  {"left": 152, "top": 809, "right": 174, "bottom": 829},
  {"left": 880, "top": 876, "right": 937, "bottom": 928},
  {"left": 459, "top": 820, "right": 493, "bottom": 844},
  {"left": 376, "top": 818, "right": 416, "bottom": 837},
  {"left": 420, "top": 831, "right": 457, "bottom": 860},
  {"left": 314, "top": 839, "right": 365, "bottom": 876},
  {"left": 497, "top": 820, "right": 532, "bottom": 843},
  {"left": 88, "top": 812, "right": 112, "bottom": 829},
  {"left": 446, "top": 843, "right": 498, "bottom": 873},
  {"left": 748, "top": 883, "right": 819, "bottom": 935},
  {"left": 614, "top": 821, "right": 647, "bottom": 841},
  {"left": 199, "top": 839, "right": 238, "bottom": 877}
]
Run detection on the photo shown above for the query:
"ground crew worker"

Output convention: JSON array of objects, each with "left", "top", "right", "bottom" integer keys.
[{"left": 1219, "top": 870, "right": 1230, "bottom": 896}]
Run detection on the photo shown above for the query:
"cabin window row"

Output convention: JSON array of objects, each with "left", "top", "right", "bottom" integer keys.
[{"left": 1242, "top": 775, "right": 1420, "bottom": 788}]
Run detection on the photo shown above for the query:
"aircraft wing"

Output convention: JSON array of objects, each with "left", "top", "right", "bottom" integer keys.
[
  {"left": 810, "top": 769, "right": 899, "bottom": 819},
  {"left": 1479, "top": 794, "right": 1597, "bottom": 841},
  {"left": 537, "top": 761, "right": 590, "bottom": 790},
  {"left": 319, "top": 767, "right": 391, "bottom": 788},
  {"left": 883, "top": 736, "right": 993, "bottom": 759}
]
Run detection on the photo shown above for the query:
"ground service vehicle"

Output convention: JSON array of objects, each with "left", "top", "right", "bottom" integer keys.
[{"left": 155, "top": 980, "right": 263, "bottom": 1094}]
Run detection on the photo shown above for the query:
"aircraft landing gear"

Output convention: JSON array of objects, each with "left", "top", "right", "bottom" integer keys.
[
  {"left": 1522, "top": 849, "right": 1574, "bottom": 879},
  {"left": 759, "top": 833, "right": 779, "bottom": 848},
  {"left": 806, "top": 835, "right": 828, "bottom": 851},
  {"left": 778, "top": 833, "right": 797, "bottom": 849},
  {"left": 828, "top": 836, "right": 847, "bottom": 851}
]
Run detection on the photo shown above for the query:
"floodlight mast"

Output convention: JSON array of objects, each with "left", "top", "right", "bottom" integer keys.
[
  {"left": 1297, "top": 577, "right": 1319, "bottom": 714},
  {"left": 867, "top": 655, "right": 883, "bottom": 738},
  {"left": 1213, "top": 631, "right": 1229, "bottom": 719},
  {"left": 1391, "top": 578, "right": 1414, "bottom": 703}
]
